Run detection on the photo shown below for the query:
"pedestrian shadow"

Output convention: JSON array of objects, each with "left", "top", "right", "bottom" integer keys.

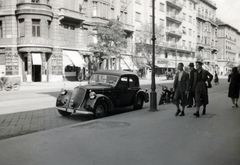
[{"left": 190, "top": 113, "right": 216, "bottom": 118}]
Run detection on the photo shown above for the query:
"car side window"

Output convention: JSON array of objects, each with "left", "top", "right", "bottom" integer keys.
[{"left": 117, "top": 76, "right": 128, "bottom": 89}]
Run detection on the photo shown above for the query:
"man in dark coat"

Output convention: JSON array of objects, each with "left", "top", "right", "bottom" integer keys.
[
  {"left": 192, "top": 61, "right": 213, "bottom": 117},
  {"left": 187, "top": 63, "right": 197, "bottom": 108},
  {"left": 173, "top": 63, "right": 189, "bottom": 116}
]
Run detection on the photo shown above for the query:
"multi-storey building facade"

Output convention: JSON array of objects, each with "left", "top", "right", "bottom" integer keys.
[
  {"left": 1, "top": 0, "right": 239, "bottom": 82},
  {"left": 196, "top": 0, "right": 218, "bottom": 72},
  {"left": 133, "top": 0, "right": 198, "bottom": 76},
  {"left": 0, "top": 0, "right": 134, "bottom": 82},
  {"left": 216, "top": 20, "right": 240, "bottom": 75}
]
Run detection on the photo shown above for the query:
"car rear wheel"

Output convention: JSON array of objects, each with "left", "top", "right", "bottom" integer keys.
[
  {"left": 94, "top": 102, "right": 107, "bottom": 118},
  {"left": 133, "top": 96, "right": 144, "bottom": 110},
  {"left": 58, "top": 109, "right": 71, "bottom": 116}
]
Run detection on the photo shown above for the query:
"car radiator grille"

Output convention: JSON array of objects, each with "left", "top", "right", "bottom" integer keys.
[{"left": 69, "top": 87, "right": 86, "bottom": 108}]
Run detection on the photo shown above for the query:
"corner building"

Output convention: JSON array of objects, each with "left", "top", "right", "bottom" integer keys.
[
  {"left": 0, "top": 0, "right": 134, "bottom": 82},
  {"left": 196, "top": 0, "right": 218, "bottom": 72}
]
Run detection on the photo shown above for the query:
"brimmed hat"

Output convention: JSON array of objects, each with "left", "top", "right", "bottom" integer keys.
[
  {"left": 195, "top": 60, "right": 203, "bottom": 65},
  {"left": 189, "top": 63, "right": 194, "bottom": 67}
]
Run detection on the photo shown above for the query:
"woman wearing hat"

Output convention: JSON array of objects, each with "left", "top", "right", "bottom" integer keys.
[
  {"left": 192, "top": 60, "right": 213, "bottom": 117},
  {"left": 187, "top": 62, "right": 197, "bottom": 108},
  {"left": 228, "top": 67, "right": 240, "bottom": 108}
]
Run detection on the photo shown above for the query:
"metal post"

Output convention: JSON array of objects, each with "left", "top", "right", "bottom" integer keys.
[{"left": 149, "top": 0, "right": 158, "bottom": 111}]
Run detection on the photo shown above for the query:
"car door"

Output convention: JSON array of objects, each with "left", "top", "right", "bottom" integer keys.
[{"left": 115, "top": 76, "right": 138, "bottom": 107}]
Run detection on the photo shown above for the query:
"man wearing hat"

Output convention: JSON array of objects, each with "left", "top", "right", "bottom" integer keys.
[
  {"left": 173, "top": 62, "right": 189, "bottom": 116},
  {"left": 192, "top": 60, "right": 213, "bottom": 117},
  {"left": 187, "top": 62, "right": 197, "bottom": 108}
]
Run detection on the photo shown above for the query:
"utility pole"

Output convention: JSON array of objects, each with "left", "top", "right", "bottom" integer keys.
[{"left": 149, "top": 0, "right": 158, "bottom": 112}]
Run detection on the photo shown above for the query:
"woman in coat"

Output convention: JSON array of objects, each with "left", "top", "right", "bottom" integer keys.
[{"left": 228, "top": 67, "right": 240, "bottom": 108}]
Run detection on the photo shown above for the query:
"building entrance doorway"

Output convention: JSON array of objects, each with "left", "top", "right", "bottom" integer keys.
[{"left": 32, "top": 65, "right": 41, "bottom": 82}]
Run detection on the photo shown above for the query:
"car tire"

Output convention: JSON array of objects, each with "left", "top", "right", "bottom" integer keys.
[
  {"left": 58, "top": 109, "right": 71, "bottom": 116},
  {"left": 94, "top": 102, "right": 108, "bottom": 118},
  {"left": 4, "top": 85, "right": 11, "bottom": 91},
  {"left": 133, "top": 96, "right": 144, "bottom": 110}
]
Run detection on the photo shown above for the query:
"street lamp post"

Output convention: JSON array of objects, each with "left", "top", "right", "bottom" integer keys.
[{"left": 149, "top": 0, "right": 158, "bottom": 111}]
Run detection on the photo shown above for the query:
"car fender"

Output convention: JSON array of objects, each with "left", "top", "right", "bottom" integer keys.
[
  {"left": 56, "top": 90, "right": 72, "bottom": 108},
  {"left": 84, "top": 94, "right": 114, "bottom": 112},
  {"left": 133, "top": 90, "right": 149, "bottom": 103}
]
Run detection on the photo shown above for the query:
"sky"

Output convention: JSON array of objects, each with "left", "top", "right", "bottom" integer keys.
[{"left": 215, "top": 0, "right": 240, "bottom": 30}]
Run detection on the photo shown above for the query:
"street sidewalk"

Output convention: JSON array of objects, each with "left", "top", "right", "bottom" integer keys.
[{"left": 0, "top": 88, "right": 239, "bottom": 165}]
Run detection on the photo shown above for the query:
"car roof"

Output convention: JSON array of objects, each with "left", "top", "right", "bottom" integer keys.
[{"left": 93, "top": 70, "right": 138, "bottom": 77}]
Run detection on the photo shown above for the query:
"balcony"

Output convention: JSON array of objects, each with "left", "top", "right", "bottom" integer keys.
[
  {"left": 16, "top": 2, "right": 53, "bottom": 17},
  {"left": 166, "top": 27, "right": 182, "bottom": 38},
  {"left": 166, "top": 13, "right": 182, "bottom": 24},
  {"left": 59, "top": 8, "right": 85, "bottom": 22},
  {"left": 123, "top": 24, "right": 134, "bottom": 32},
  {"left": 189, "top": 0, "right": 199, "bottom": 4},
  {"left": 166, "top": 0, "right": 182, "bottom": 10},
  {"left": 17, "top": 37, "right": 53, "bottom": 48},
  {"left": 201, "top": 0, "right": 217, "bottom": 9}
]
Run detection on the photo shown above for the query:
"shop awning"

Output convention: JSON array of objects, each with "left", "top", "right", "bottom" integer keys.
[
  {"left": 121, "top": 55, "right": 138, "bottom": 70},
  {"left": 32, "top": 53, "right": 42, "bottom": 65},
  {"left": 62, "top": 50, "right": 87, "bottom": 67}
]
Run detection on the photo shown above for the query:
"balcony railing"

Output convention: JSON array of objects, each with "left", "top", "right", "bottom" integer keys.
[
  {"left": 59, "top": 8, "right": 85, "bottom": 22},
  {"left": 166, "top": 27, "right": 182, "bottom": 37},
  {"left": 122, "top": 24, "right": 134, "bottom": 32},
  {"left": 166, "top": 0, "right": 182, "bottom": 10},
  {"left": 166, "top": 12, "right": 182, "bottom": 24},
  {"left": 16, "top": 3, "right": 53, "bottom": 17}
]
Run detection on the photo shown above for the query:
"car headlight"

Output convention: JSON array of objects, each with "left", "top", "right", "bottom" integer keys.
[
  {"left": 89, "top": 91, "right": 96, "bottom": 100},
  {"left": 61, "top": 88, "right": 67, "bottom": 95}
]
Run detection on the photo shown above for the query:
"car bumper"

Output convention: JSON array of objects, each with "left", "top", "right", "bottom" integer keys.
[{"left": 56, "top": 107, "right": 94, "bottom": 115}]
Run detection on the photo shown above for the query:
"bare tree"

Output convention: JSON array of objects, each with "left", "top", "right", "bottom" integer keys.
[
  {"left": 88, "top": 19, "right": 128, "bottom": 70},
  {"left": 134, "top": 22, "right": 165, "bottom": 68}
]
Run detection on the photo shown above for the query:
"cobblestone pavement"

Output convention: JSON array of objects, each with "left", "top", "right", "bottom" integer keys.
[{"left": 0, "top": 107, "right": 93, "bottom": 140}]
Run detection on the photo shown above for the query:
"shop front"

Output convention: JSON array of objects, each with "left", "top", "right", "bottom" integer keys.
[{"left": 62, "top": 50, "right": 87, "bottom": 81}]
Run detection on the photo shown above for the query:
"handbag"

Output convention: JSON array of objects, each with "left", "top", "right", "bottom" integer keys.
[{"left": 207, "top": 81, "right": 212, "bottom": 88}]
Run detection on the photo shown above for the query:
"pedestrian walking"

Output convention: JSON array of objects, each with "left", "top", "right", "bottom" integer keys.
[
  {"left": 214, "top": 71, "right": 219, "bottom": 85},
  {"left": 228, "top": 67, "right": 240, "bottom": 108},
  {"left": 187, "top": 62, "right": 197, "bottom": 108},
  {"left": 192, "top": 61, "right": 213, "bottom": 117},
  {"left": 173, "top": 63, "right": 189, "bottom": 116}
]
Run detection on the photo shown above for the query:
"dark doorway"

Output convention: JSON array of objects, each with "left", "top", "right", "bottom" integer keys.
[{"left": 32, "top": 65, "right": 41, "bottom": 82}]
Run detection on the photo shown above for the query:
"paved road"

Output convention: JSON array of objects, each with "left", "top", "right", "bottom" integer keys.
[
  {"left": 0, "top": 77, "right": 227, "bottom": 141},
  {"left": 0, "top": 80, "right": 239, "bottom": 165}
]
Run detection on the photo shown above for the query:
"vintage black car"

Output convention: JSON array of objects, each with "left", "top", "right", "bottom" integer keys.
[{"left": 56, "top": 70, "right": 149, "bottom": 118}]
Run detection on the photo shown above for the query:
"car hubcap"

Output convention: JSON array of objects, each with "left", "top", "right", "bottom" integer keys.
[
  {"left": 96, "top": 105, "right": 105, "bottom": 117},
  {"left": 137, "top": 98, "right": 142, "bottom": 106}
]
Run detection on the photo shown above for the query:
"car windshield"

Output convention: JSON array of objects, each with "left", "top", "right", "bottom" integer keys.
[{"left": 89, "top": 74, "right": 119, "bottom": 86}]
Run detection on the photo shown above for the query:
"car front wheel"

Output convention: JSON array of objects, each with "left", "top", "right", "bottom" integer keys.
[
  {"left": 58, "top": 109, "right": 71, "bottom": 116},
  {"left": 94, "top": 102, "right": 108, "bottom": 118},
  {"left": 133, "top": 96, "right": 144, "bottom": 110}
]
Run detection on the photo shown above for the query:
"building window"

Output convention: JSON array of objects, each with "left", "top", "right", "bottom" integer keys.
[
  {"left": 135, "top": 0, "right": 140, "bottom": 4},
  {"left": 0, "top": 21, "right": 2, "bottom": 38},
  {"left": 160, "top": 19, "right": 164, "bottom": 26},
  {"left": 189, "top": 15, "right": 192, "bottom": 23},
  {"left": 69, "top": 25, "right": 75, "bottom": 41},
  {"left": 189, "top": 2, "right": 193, "bottom": 10},
  {"left": 31, "top": 0, "right": 40, "bottom": 3},
  {"left": 48, "top": 20, "right": 51, "bottom": 38},
  {"left": 135, "top": 12, "right": 141, "bottom": 22},
  {"left": 182, "top": 40, "right": 186, "bottom": 46},
  {"left": 165, "top": 52, "right": 168, "bottom": 58},
  {"left": 189, "top": 41, "right": 192, "bottom": 48},
  {"left": 32, "top": 19, "right": 40, "bottom": 37},
  {"left": 160, "top": 3, "right": 164, "bottom": 12},
  {"left": 183, "top": 0, "right": 186, "bottom": 7},
  {"left": 189, "top": 28, "right": 192, "bottom": 36},
  {"left": 19, "top": 19, "right": 25, "bottom": 37},
  {"left": 183, "top": 13, "right": 186, "bottom": 21},
  {"left": 182, "top": 26, "right": 186, "bottom": 34}
]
